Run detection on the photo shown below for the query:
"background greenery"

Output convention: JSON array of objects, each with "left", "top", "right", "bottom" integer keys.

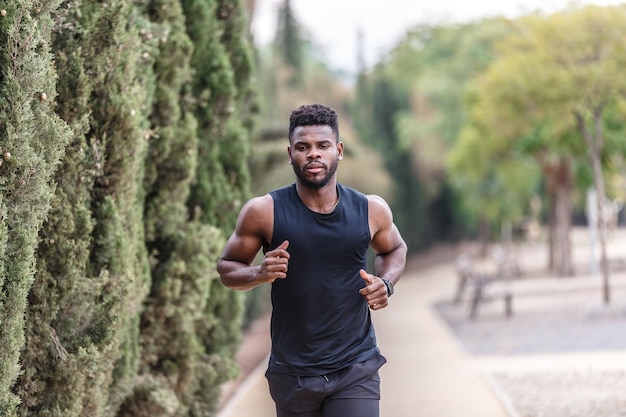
[{"left": 1, "top": 0, "right": 626, "bottom": 416}]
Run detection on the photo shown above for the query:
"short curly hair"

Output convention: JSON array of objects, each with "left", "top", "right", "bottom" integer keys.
[{"left": 288, "top": 104, "right": 339, "bottom": 142}]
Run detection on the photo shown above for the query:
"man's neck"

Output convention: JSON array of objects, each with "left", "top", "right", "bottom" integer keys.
[{"left": 295, "top": 181, "right": 339, "bottom": 214}]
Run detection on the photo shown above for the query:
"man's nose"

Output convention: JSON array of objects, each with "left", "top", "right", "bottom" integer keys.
[{"left": 307, "top": 147, "right": 321, "bottom": 159}]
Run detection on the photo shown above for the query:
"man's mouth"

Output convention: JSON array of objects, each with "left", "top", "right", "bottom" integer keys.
[{"left": 305, "top": 163, "right": 324, "bottom": 174}]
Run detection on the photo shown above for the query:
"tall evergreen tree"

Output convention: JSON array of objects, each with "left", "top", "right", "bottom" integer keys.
[
  {"left": 0, "top": 1, "right": 72, "bottom": 415},
  {"left": 78, "top": 0, "right": 152, "bottom": 412},
  {"left": 274, "top": 0, "right": 304, "bottom": 86},
  {"left": 14, "top": 0, "right": 103, "bottom": 414},
  {"left": 15, "top": 0, "right": 154, "bottom": 415},
  {"left": 116, "top": 0, "right": 227, "bottom": 415},
  {"left": 182, "top": 0, "right": 258, "bottom": 412},
  {"left": 3, "top": 0, "right": 258, "bottom": 415},
  {"left": 184, "top": 0, "right": 254, "bottom": 230},
  {"left": 351, "top": 20, "right": 510, "bottom": 250}
]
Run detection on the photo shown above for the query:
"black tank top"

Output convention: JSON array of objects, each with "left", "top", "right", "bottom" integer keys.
[{"left": 267, "top": 183, "right": 379, "bottom": 376}]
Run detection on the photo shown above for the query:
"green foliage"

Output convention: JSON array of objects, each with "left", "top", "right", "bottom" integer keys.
[
  {"left": 351, "top": 75, "right": 427, "bottom": 249},
  {"left": 142, "top": 0, "right": 197, "bottom": 245},
  {"left": 0, "top": 1, "right": 72, "bottom": 414},
  {"left": 182, "top": 0, "right": 258, "bottom": 409},
  {"left": 0, "top": 0, "right": 258, "bottom": 415},
  {"left": 351, "top": 20, "right": 512, "bottom": 249},
  {"left": 124, "top": 0, "right": 230, "bottom": 414},
  {"left": 386, "top": 20, "right": 509, "bottom": 145},
  {"left": 274, "top": 0, "right": 304, "bottom": 86},
  {"left": 452, "top": 5, "right": 626, "bottom": 229},
  {"left": 13, "top": 0, "right": 155, "bottom": 414},
  {"left": 71, "top": 1, "right": 152, "bottom": 413},
  {"left": 218, "top": 0, "right": 259, "bottom": 129},
  {"left": 448, "top": 123, "right": 541, "bottom": 227},
  {"left": 14, "top": 1, "right": 104, "bottom": 414},
  {"left": 183, "top": 0, "right": 251, "bottom": 231},
  {"left": 124, "top": 224, "right": 226, "bottom": 417}
]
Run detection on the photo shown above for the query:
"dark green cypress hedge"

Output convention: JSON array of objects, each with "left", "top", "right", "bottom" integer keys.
[
  {"left": 181, "top": 0, "right": 258, "bottom": 412},
  {"left": 15, "top": 0, "right": 153, "bottom": 414},
  {"left": 119, "top": 0, "right": 228, "bottom": 414},
  {"left": 59, "top": 0, "right": 152, "bottom": 413},
  {"left": 0, "top": 1, "right": 72, "bottom": 415},
  {"left": 1, "top": 0, "right": 257, "bottom": 415},
  {"left": 14, "top": 0, "right": 103, "bottom": 413}
]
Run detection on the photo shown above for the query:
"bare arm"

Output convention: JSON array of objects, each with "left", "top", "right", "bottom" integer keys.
[
  {"left": 216, "top": 195, "right": 290, "bottom": 291},
  {"left": 359, "top": 195, "right": 408, "bottom": 309}
]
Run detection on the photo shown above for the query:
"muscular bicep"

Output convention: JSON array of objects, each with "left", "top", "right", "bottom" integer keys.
[
  {"left": 371, "top": 222, "right": 405, "bottom": 255},
  {"left": 368, "top": 195, "right": 405, "bottom": 255},
  {"left": 219, "top": 195, "right": 273, "bottom": 265},
  {"left": 220, "top": 232, "right": 265, "bottom": 265}
]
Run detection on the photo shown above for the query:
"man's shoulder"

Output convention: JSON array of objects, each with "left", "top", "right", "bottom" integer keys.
[
  {"left": 241, "top": 193, "right": 273, "bottom": 216},
  {"left": 366, "top": 194, "right": 389, "bottom": 207},
  {"left": 237, "top": 194, "right": 274, "bottom": 238},
  {"left": 365, "top": 194, "right": 392, "bottom": 220}
]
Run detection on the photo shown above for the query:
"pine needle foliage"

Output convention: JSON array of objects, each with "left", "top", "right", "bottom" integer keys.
[
  {"left": 14, "top": 0, "right": 153, "bottom": 415},
  {"left": 0, "top": 0, "right": 258, "bottom": 415},
  {"left": 0, "top": 0, "right": 72, "bottom": 415}
]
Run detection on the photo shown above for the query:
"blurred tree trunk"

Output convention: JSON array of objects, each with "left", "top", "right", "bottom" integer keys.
[
  {"left": 477, "top": 218, "right": 490, "bottom": 257},
  {"left": 576, "top": 109, "right": 611, "bottom": 304},
  {"left": 544, "top": 158, "right": 574, "bottom": 277}
]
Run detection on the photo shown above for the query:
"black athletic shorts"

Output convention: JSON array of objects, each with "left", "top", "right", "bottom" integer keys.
[{"left": 265, "top": 352, "right": 387, "bottom": 417}]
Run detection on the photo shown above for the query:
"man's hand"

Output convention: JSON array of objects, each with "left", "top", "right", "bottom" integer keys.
[
  {"left": 257, "top": 240, "right": 290, "bottom": 284},
  {"left": 358, "top": 269, "right": 388, "bottom": 310}
]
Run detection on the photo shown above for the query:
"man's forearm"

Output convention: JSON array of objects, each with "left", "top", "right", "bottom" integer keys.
[
  {"left": 374, "top": 244, "right": 407, "bottom": 286},
  {"left": 217, "top": 259, "right": 263, "bottom": 291}
]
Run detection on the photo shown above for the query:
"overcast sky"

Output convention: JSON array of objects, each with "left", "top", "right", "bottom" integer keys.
[{"left": 251, "top": 0, "right": 625, "bottom": 74}]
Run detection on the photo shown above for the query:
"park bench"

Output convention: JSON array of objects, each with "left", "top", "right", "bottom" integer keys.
[
  {"left": 453, "top": 247, "right": 517, "bottom": 319},
  {"left": 608, "top": 257, "right": 626, "bottom": 271}
]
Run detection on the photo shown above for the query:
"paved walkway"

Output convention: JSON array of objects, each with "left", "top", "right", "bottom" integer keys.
[
  {"left": 217, "top": 259, "right": 510, "bottom": 417},
  {"left": 217, "top": 228, "right": 626, "bottom": 417}
]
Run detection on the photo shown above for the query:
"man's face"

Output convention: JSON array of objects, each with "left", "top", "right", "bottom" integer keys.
[{"left": 288, "top": 125, "right": 343, "bottom": 190}]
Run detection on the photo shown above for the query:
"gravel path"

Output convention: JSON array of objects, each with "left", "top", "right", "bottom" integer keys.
[
  {"left": 434, "top": 289, "right": 626, "bottom": 356},
  {"left": 433, "top": 232, "right": 626, "bottom": 417},
  {"left": 491, "top": 371, "right": 626, "bottom": 417}
]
